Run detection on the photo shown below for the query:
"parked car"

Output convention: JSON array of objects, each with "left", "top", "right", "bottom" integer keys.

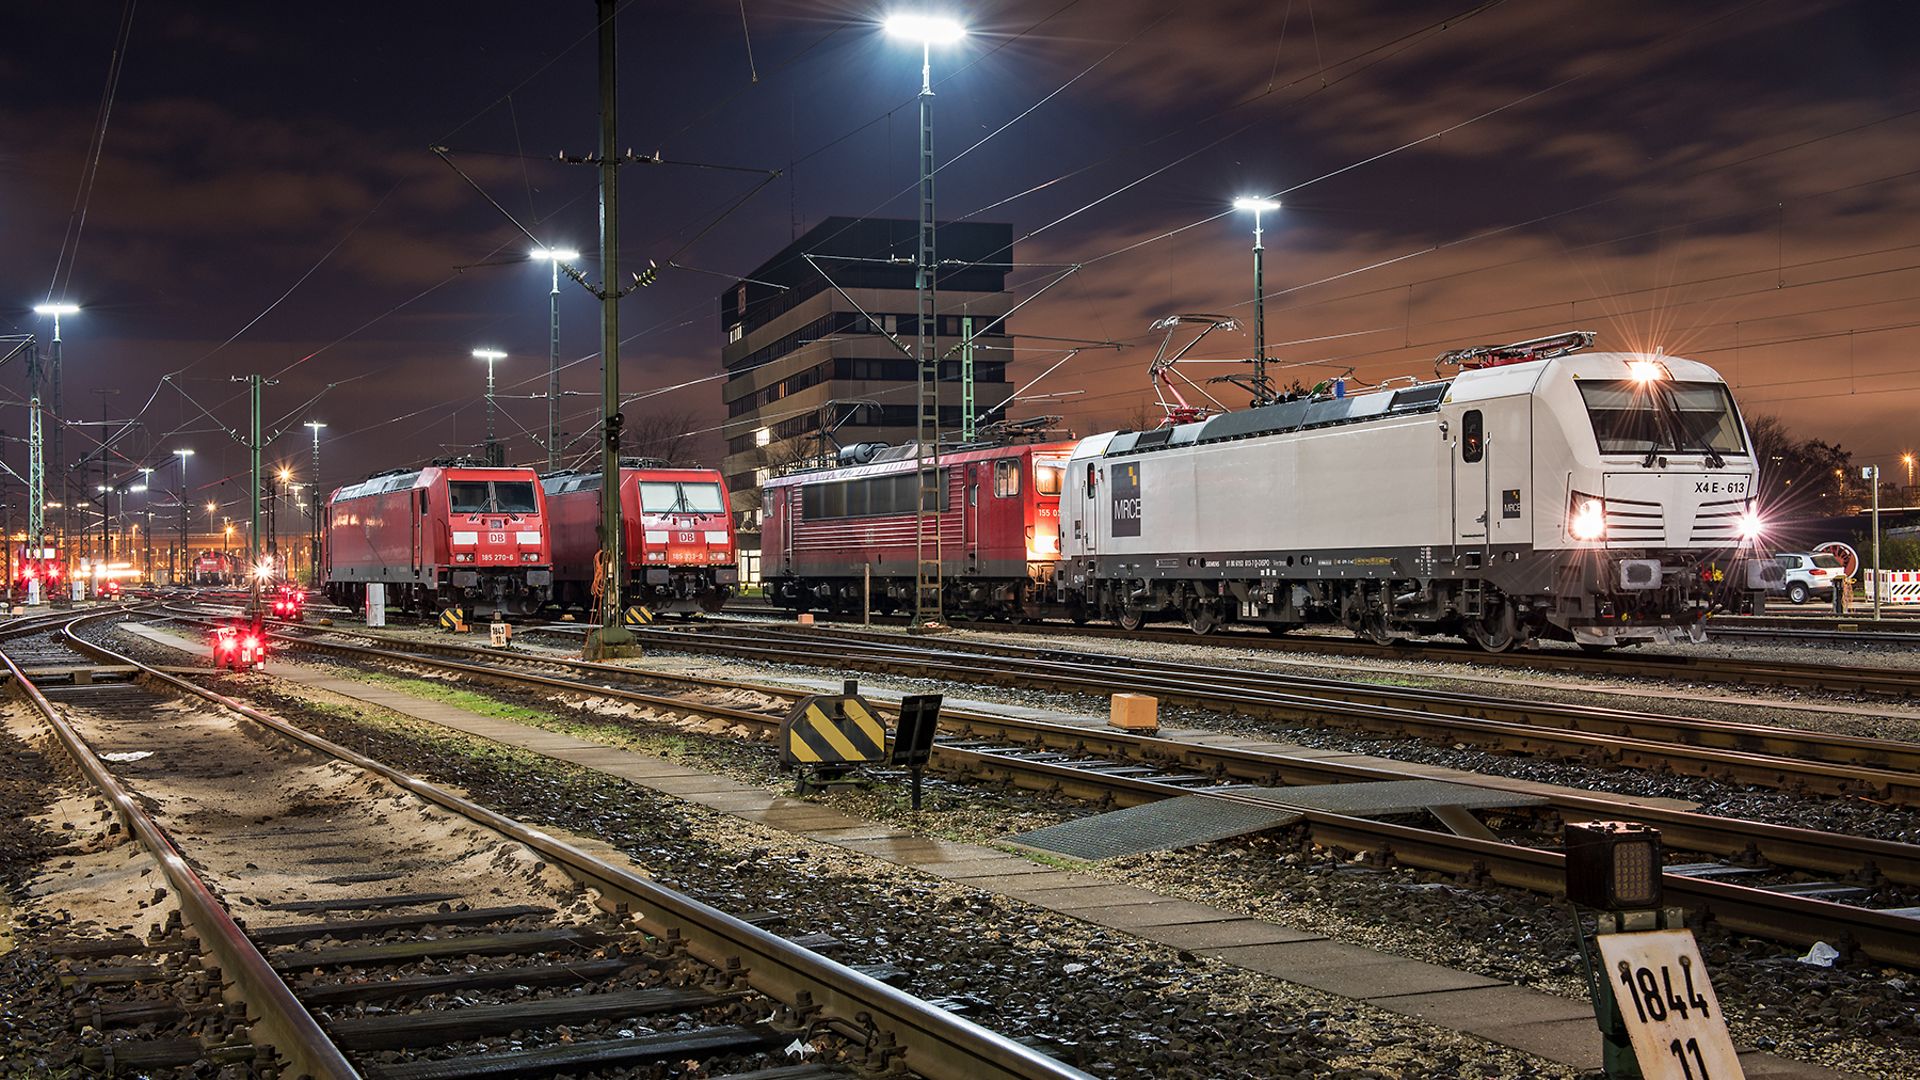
[{"left": 1772, "top": 552, "right": 1848, "bottom": 604}]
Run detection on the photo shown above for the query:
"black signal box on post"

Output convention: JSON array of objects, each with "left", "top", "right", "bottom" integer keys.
[
  {"left": 1565, "top": 820, "right": 1663, "bottom": 911},
  {"left": 891, "top": 694, "right": 942, "bottom": 810}
]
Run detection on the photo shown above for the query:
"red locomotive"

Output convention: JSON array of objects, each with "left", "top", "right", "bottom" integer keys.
[
  {"left": 762, "top": 439, "right": 1073, "bottom": 620},
  {"left": 542, "top": 460, "right": 738, "bottom": 614},
  {"left": 193, "top": 550, "right": 240, "bottom": 585},
  {"left": 323, "top": 464, "right": 552, "bottom": 615}
]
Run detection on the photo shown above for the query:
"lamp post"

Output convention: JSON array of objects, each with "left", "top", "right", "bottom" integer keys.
[
  {"left": 32, "top": 303, "right": 78, "bottom": 554},
  {"left": 885, "top": 11, "right": 966, "bottom": 630},
  {"left": 533, "top": 249, "right": 579, "bottom": 473},
  {"left": 1231, "top": 197, "right": 1281, "bottom": 407},
  {"left": 472, "top": 348, "right": 507, "bottom": 466},
  {"left": 1865, "top": 464, "right": 1882, "bottom": 622},
  {"left": 139, "top": 468, "right": 153, "bottom": 583},
  {"left": 174, "top": 449, "right": 193, "bottom": 584},
  {"left": 305, "top": 421, "right": 326, "bottom": 586},
  {"left": 1904, "top": 452, "right": 1915, "bottom": 493}
]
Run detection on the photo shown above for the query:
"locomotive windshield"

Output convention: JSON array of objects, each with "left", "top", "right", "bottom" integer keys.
[
  {"left": 493, "top": 482, "right": 539, "bottom": 513},
  {"left": 1578, "top": 380, "right": 1746, "bottom": 456},
  {"left": 449, "top": 482, "right": 491, "bottom": 513},
  {"left": 1033, "top": 459, "right": 1065, "bottom": 496},
  {"left": 639, "top": 481, "right": 725, "bottom": 514},
  {"left": 449, "top": 480, "right": 539, "bottom": 513}
]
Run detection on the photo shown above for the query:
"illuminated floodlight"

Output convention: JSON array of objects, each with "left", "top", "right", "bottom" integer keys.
[
  {"left": 253, "top": 558, "right": 275, "bottom": 582},
  {"left": 33, "top": 302, "right": 80, "bottom": 316},
  {"left": 1233, "top": 197, "right": 1281, "bottom": 213},
  {"left": 1627, "top": 360, "right": 1666, "bottom": 383},
  {"left": 206, "top": 501, "right": 218, "bottom": 514},
  {"left": 175, "top": 448, "right": 194, "bottom": 458},
  {"left": 885, "top": 13, "right": 966, "bottom": 44},
  {"left": 278, "top": 467, "right": 292, "bottom": 483},
  {"left": 532, "top": 247, "right": 580, "bottom": 263},
  {"left": 129, "top": 485, "right": 146, "bottom": 493},
  {"left": 472, "top": 347, "right": 507, "bottom": 361}
]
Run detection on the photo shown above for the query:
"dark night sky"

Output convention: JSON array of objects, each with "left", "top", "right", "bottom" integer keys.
[{"left": 6, "top": 0, "right": 1920, "bottom": 522}]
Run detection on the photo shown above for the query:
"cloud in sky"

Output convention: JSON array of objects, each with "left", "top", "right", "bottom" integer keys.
[{"left": 5, "top": 0, "right": 1920, "bottom": 498}]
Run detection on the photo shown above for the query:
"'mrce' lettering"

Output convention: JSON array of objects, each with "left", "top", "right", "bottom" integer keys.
[{"left": 1115, "top": 498, "right": 1142, "bottom": 519}]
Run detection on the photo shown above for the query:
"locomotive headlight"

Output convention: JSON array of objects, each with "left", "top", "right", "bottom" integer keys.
[
  {"left": 1627, "top": 359, "right": 1668, "bottom": 382},
  {"left": 1568, "top": 495, "right": 1606, "bottom": 541}
]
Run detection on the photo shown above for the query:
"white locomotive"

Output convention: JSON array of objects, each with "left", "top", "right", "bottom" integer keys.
[{"left": 1058, "top": 332, "right": 1763, "bottom": 650}]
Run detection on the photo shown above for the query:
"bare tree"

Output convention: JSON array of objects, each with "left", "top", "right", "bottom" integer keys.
[{"left": 621, "top": 409, "right": 702, "bottom": 464}]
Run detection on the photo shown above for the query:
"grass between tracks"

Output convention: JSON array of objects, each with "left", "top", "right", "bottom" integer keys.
[{"left": 312, "top": 667, "right": 1080, "bottom": 848}]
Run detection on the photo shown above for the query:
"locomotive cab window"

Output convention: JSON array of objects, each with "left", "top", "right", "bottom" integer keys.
[
  {"left": 639, "top": 481, "right": 725, "bottom": 514},
  {"left": 449, "top": 482, "right": 491, "bottom": 513},
  {"left": 419, "top": 490, "right": 429, "bottom": 515},
  {"left": 994, "top": 458, "right": 1020, "bottom": 497},
  {"left": 1461, "top": 410, "right": 1484, "bottom": 463},
  {"left": 493, "top": 482, "right": 538, "bottom": 514},
  {"left": 1033, "top": 459, "right": 1064, "bottom": 496},
  {"left": 1579, "top": 380, "right": 1747, "bottom": 456}
]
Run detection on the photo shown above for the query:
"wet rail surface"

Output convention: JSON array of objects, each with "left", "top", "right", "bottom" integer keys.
[
  {"left": 152, "top": 606, "right": 1920, "bottom": 969},
  {"left": 2, "top": 610, "right": 1089, "bottom": 1080}
]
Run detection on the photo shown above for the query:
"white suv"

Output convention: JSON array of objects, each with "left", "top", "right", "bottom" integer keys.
[{"left": 1772, "top": 552, "right": 1847, "bottom": 604}]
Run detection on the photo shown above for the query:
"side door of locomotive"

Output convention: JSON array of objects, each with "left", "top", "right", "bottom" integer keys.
[
  {"left": 1451, "top": 405, "right": 1491, "bottom": 551},
  {"left": 411, "top": 487, "right": 426, "bottom": 577},
  {"left": 1078, "top": 460, "right": 1100, "bottom": 554}
]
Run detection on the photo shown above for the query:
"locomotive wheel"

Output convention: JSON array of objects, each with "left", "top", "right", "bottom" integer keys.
[
  {"left": 1187, "top": 605, "right": 1218, "bottom": 636},
  {"left": 1115, "top": 607, "right": 1146, "bottom": 632},
  {"left": 1465, "top": 604, "right": 1519, "bottom": 653},
  {"left": 1362, "top": 611, "right": 1396, "bottom": 647}
]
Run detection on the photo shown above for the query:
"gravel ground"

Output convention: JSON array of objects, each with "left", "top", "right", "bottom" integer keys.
[
  {"left": 79, "top": 656, "right": 1568, "bottom": 1076},
  {"left": 124, "top": 617, "right": 1920, "bottom": 1075}
]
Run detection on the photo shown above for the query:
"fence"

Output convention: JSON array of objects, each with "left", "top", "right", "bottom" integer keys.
[{"left": 1862, "top": 570, "right": 1920, "bottom": 604}]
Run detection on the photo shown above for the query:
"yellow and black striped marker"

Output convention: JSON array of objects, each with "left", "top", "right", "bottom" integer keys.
[
  {"left": 780, "top": 691, "right": 886, "bottom": 768},
  {"left": 437, "top": 607, "right": 466, "bottom": 632},
  {"left": 623, "top": 605, "right": 655, "bottom": 627}
]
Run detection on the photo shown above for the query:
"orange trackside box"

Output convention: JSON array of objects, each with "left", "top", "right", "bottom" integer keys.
[{"left": 1109, "top": 693, "right": 1159, "bottom": 732}]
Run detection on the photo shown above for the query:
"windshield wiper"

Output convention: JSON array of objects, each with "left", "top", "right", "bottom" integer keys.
[{"left": 1645, "top": 384, "right": 1726, "bottom": 469}]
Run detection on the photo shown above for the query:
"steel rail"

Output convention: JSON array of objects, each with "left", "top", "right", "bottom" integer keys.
[
  {"left": 0, "top": 618, "right": 362, "bottom": 1080},
  {"left": 718, "top": 599, "right": 1920, "bottom": 697},
  {"left": 163, "top": 609, "right": 1920, "bottom": 891},
  {"left": 68, "top": 613, "right": 1091, "bottom": 1080},
  {"left": 625, "top": 624, "right": 1920, "bottom": 805},
  {"left": 677, "top": 623, "right": 1920, "bottom": 773},
  {"left": 157, "top": 613, "right": 1920, "bottom": 966}
]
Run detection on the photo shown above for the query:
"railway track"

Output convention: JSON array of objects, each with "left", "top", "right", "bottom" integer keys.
[
  {"left": 149, "top": 607, "right": 1920, "bottom": 968},
  {"left": 3, "top": 610, "right": 1088, "bottom": 1080},
  {"left": 635, "top": 621, "right": 1920, "bottom": 805},
  {"left": 711, "top": 599, "right": 1920, "bottom": 698}
]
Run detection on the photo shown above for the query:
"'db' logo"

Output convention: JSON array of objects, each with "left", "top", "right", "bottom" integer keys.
[{"left": 1111, "top": 463, "right": 1142, "bottom": 537}]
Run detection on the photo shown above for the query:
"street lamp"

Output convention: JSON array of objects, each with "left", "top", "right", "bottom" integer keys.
[
  {"left": 885, "top": 10, "right": 966, "bottom": 629},
  {"left": 305, "top": 421, "right": 327, "bottom": 587},
  {"left": 1231, "top": 197, "right": 1281, "bottom": 406},
  {"left": 532, "top": 249, "right": 579, "bottom": 473},
  {"left": 33, "top": 302, "right": 79, "bottom": 552},
  {"left": 1904, "top": 453, "right": 1915, "bottom": 491},
  {"left": 174, "top": 449, "right": 194, "bottom": 585},
  {"left": 472, "top": 348, "right": 507, "bottom": 466}
]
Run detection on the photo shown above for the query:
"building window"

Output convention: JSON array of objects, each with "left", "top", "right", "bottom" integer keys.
[{"left": 754, "top": 426, "right": 770, "bottom": 447}]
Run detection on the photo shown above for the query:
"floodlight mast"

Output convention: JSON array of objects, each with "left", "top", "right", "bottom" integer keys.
[
  {"left": 533, "top": 248, "right": 579, "bottom": 473},
  {"left": 1231, "top": 197, "right": 1280, "bottom": 406},
  {"left": 885, "top": 11, "right": 966, "bottom": 630}
]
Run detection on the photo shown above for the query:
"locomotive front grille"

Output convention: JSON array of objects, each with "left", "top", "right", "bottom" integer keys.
[
  {"left": 1687, "top": 497, "right": 1749, "bottom": 546},
  {"left": 1602, "top": 494, "right": 1664, "bottom": 547}
]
